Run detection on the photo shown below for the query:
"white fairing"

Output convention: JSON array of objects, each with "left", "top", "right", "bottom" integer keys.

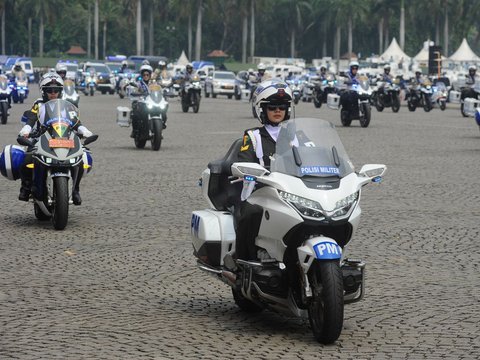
[{"left": 191, "top": 209, "right": 235, "bottom": 266}]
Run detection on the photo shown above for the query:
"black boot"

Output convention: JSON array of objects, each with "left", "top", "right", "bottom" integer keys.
[
  {"left": 72, "top": 166, "right": 84, "bottom": 205},
  {"left": 18, "top": 181, "right": 31, "bottom": 201}
]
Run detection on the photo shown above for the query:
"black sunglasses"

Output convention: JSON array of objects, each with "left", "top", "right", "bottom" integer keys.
[
  {"left": 45, "top": 88, "right": 61, "bottom": 94},
  {"left": 267, "top": 104, "right": 288, "bottom": 111}
]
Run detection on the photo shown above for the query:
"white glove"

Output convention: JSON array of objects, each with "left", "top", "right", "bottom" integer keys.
[
  {"left": 78, "top": 125, "right": 93, "bottom": 138},
  {"left": 19, "top": 125, "right": 32, "bottom": 137}
]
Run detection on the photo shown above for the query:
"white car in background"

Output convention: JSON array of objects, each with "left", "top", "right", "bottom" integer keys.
[{"left": 204, "top": 71, "right": 236, "bottom": 99}]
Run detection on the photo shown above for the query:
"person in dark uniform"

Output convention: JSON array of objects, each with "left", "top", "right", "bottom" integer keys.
[{"left": 234, "top": 79, "right": 293, "bottom": 260}]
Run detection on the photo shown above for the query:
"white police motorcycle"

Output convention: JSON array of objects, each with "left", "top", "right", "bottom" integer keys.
[{"left": 191, "top": 117, "right": 386, "bottom": 344}]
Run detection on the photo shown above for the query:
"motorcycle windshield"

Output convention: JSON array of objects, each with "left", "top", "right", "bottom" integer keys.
[
  {"left": 16, "top": 74, "right": 27, "bottom": 82},
  {"left": 63, "top": 80, "right": 75, "bottom": 96},
  {"left": 148, "top": 83, "right": 163, "bottom": 102},
  {"left": 271, "top": 118, "right": 354, "bottom": 178},
  {"left": 0, "top": 78, "right": 8, "bottom": 90},
  {"left": 40, "top": 99, "right": 79, "bottom": 139}
]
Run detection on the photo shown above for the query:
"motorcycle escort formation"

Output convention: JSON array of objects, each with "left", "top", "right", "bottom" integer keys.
[
  {"left": 181, "top": 75, "right": 202, "bottom": 113},
  {"left": 191, "top": 118, "right": 387, "bottom": 344},
  {"left": 338, "top": 76, "right": 372, "bottom": 127},
  {"left": 62, "top": 79, "right": 80, "bottom": 107},
  {"left": 0, "top": 99, "right": 97, "bottom": 230},
  {"left": 0, "top": 75, "right": 11, "bottom": 124},
  {"left": 117, "top": 83, "right": 168, "bottom": 151},
  {"left": 10, "top": 73, "right": 29, "bottom": 104}
]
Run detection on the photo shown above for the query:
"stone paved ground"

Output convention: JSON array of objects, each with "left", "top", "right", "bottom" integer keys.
[{"left": 0, "top": 87, "right": 479, "bottom": 359}]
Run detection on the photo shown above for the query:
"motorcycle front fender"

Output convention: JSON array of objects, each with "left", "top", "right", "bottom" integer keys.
[{"left": 297, "top": 236, "right": 342, "bottom": 273}]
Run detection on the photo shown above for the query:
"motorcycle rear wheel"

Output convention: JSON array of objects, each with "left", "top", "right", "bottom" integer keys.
[
  {"left": 52, "top": 177, "right": 69, "bottom": 230},
  {"left": 308, "top": 260, "right": 344, "bottom": 344},
  {"left": 232, "top": 288, "right": 264, "bottom": 313}
]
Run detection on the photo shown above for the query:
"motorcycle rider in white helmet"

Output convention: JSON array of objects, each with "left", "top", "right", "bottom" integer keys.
[
  {"left": 235, "top": 79, "right": 293, "bottom": 260},
  {"left": 55, "top": 63, "right": 68, "bottom": 80},
  {"left": 461, "top": 65, "right": 479, "bottom": 101},
  {"left": 18, "top": 72, "right": 93, "bottom": 204},
  {"left": 340, "top": 60, "right": 361, "bottom": 118}
]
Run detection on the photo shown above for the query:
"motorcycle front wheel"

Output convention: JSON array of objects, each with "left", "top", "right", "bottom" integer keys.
[
  {"left": 151, "top": 120, "right": 163, "bottom": 151},
  {"left": 360, "top": 103, "right": 371, "bottom": 128},
  {"left": 439, "top": 100, "right": 446, "bottom": 111},
  {"left": 391, "top": 94, "right": 401, "bottom": 113},
  {"left": 460, "top": 102, "right": 468, "bottom": 117},
  {"left": 134, "top": 137, "right": 147, "bottom": 149},
  {"left": 181, "top": 97, "right": 189, "bottom": 113},
  {"left": 52, "top": 177, "right": 69, "bottom": 230},
  {"left": 1, "top": 102, "right": 8, "bottom": 124},
  {"left": 308, "top": 260, "right": 344, "bottom": 344},
  {"left": 192, "top": 93, "right": 200, "bottom": 113},
  {"left": 407, "top": 101, "right": 416, "bottom": 112}
]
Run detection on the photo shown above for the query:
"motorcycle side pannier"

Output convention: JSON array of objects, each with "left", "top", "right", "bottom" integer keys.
[
  {"left": 463, "top": 97, "right": 480, "bottom": 116},
  {"left": 191, "top": 209, "right": 235, "bottom": 267},
  {"left": 116, "top": 106, "right": 131, "bottom": 127},
  {"left": 327, "top": 93, "right": 340, "bottom": 110},
  {"left": 0, "top": 144, "right": 25, "bottom": 181},
  {"left": 448, "top": 90, "right": 461, "bottom": 104}
]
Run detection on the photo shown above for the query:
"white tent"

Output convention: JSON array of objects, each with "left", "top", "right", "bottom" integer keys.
[
  {"left": 176, "top": 50, "right": 190, "bottom": 65},
  {"left": 449, "top": 38, "right": 480, "bottom": 62},
  {"left": 379, "top": 37, "right": 411, "bottom": 63},
  {"left": 414, "top": 48, "right": 429, "bottom": 62}
]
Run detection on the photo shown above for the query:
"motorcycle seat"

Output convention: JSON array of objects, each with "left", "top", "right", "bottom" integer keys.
[{"left": 207, "top": 138, "right": 243, "bottom": 211}]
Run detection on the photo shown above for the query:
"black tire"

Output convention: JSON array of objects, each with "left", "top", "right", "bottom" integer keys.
[
  {"left": 181, "top": 99, "right": 189, "bottom": 112},
  {"left": 19, "top": 94, "right": 24, "bottom": 104},
  {"left": 119, "top": 93, "right": 124, "bottom": 99},
  {"left": 192, "top": 93, "right": 200, "bottom": 113},
  {"left": 360, "top": 103, "right": 371, "bottom": 128},
  {"left": 101, "top": 90, "right": 106, "bottom": 95},
  {"left": 151, "top": 120, "right": 163, "bottom": 151},
  {"left": 212, "top": 91, "right": 217, "bottom": 98},
  {"left": 439, "top": 100, "right": 446, "bottom": 111},
  {"left": 391, "top": 94, "right": 400, "bottom": 113},
  {"left": 1, "top": 102, "right": 8, "bottom": 124},
  {"left": 204, "top": 86, "right": 210, "bottom": 98},
  {"left": 232, "top": 288, "right": 264, "bottom": 313},
  {"left": 423, "top": 95, "right": 431, "bottom": 112},
  {"left": 294, "top": 97, "right": 299, "bottom": 105},
  {"left": 51, "top": 177, "right": 69, "bottom": 230},
  {"left": 407, "top": 101, "right": 416, "bottom": 112},
  {"left": 235, "top": 88, "right": 241, "bottom": 100},
  {"left": 109, "top": 89, "right": 115, "bottom": 95},
  {"left": 34, "top": 202, "right": 51, "bottom": 221},
  {"left": 375, "top": 102, "right": 384, "bottom": 112},
  {"left": 340, "top": 110, "right": 352, "bottom": 127},
  {"left": 313, "top": 97, "right": 322, "bottom": 108},
  {"left": 90, "top": 87, "right": 94, "bottom": 96},
  {"left": 460, "top": 102, "right": 468, "bottom": 117},
  {"left": 308, "top": 260, "right": 344, "bottom": 344},
  {"left": 134, "top": 137, "right": 147, "bottom": 149},
  {"left": 228, "top": 94, "right": 232, "bottom": 99}
]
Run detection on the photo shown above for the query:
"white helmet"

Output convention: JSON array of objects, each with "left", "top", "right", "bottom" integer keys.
[
  {"left": 257, "top": 63, "right": 266, "bottom": 71},
  {"left": 469, "top": 65, "right": 477, "bottom": 71},
  {"left": 140, "top": 64, "right": 153, "bottom": 75},
  {"left": 253, "top": 79, "right": 293, "bottom": 124},
  {"left": 121, "top": 60, "right": 128, "bottom": 66},
  {"left": 158, "top": 60, "right": 166, "bottom": 67},
  {"left": 39, "top": 72, "right": 64, "bottom": 99},
  {"left": 349, "top": 60, "right": 359, "bottom": 69},
  {"left": 384, "top": 64, "right": 391, "bottom": 71},
  {"left": 55, "top": 63, "right": 68, "bottom": 72},
  {"left": 142, "top": 59, "right": 150, "bottom": 65}
]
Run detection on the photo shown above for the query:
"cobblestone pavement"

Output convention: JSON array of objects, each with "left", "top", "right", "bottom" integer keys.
[{"left": 0, "top": 87, "right": 479, "bottom": 360}]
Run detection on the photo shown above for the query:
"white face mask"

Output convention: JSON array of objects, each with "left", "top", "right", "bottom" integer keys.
[{"left": 265, "top": 124, "right": 281, "bottom": 142}]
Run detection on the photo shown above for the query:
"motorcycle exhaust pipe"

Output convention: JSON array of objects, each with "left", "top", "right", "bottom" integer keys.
[{"left": 197, "top": 260, "right": 237, "bottom": 287}]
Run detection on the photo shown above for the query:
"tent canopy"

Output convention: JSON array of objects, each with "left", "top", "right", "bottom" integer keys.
[
  {"left": 176, "top": 50, "right": 190, "bottom": 65},
  {"left": 449, "top": 38, "right": 480, "bottom": 62},
  {"left": 379, "top": 37, "right": 411, "bottom": 63}
]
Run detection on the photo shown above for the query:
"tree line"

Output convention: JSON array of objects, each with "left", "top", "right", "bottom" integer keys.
[{"left": 0, "top": 0, "right": 479, "bottom": 62}]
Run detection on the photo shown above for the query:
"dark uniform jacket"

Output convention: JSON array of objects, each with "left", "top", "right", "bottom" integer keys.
[{"left": 237, "top": 126, "right": 276, "bottom": 169}]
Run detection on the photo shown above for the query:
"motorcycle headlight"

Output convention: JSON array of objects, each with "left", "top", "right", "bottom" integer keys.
[
  {"left": 159, "top": 100, "right": 168, "bottom": 110},
  {"left": 278, "top": 190, "right": 325, "bottom": 220},
  {"left": 332, "top": 191, "right": 359, "bottom": 218}
]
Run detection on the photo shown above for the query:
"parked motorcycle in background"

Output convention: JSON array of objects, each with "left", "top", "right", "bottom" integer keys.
[
  {"left": 0, "top": 75, "right": 11, "bottom": 124},
  {"left": 431, "top": 81, "right": 447, "bottom": 111},
  {"left": 62, "top": 79, "right": 80, "bottom": 107},
  {"left": 191, "top": 118, "right": 386, "bottom": 344},
  {"left": 181, "top": 75, "right": 202, "bottom": 113},
  {"left": 339, "top": 76, "right": 372, "bottom": 127},
  {"left": 117, "top": 83, "right": 168, "bottom": 151}
]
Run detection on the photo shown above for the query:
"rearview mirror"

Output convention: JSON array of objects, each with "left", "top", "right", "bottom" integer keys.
[
  {"left": 231, "top": 162, "right": 269, "bottom": 178},
  {"left": 358, "top": 164, "right": 387, "bottom": 182}
]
